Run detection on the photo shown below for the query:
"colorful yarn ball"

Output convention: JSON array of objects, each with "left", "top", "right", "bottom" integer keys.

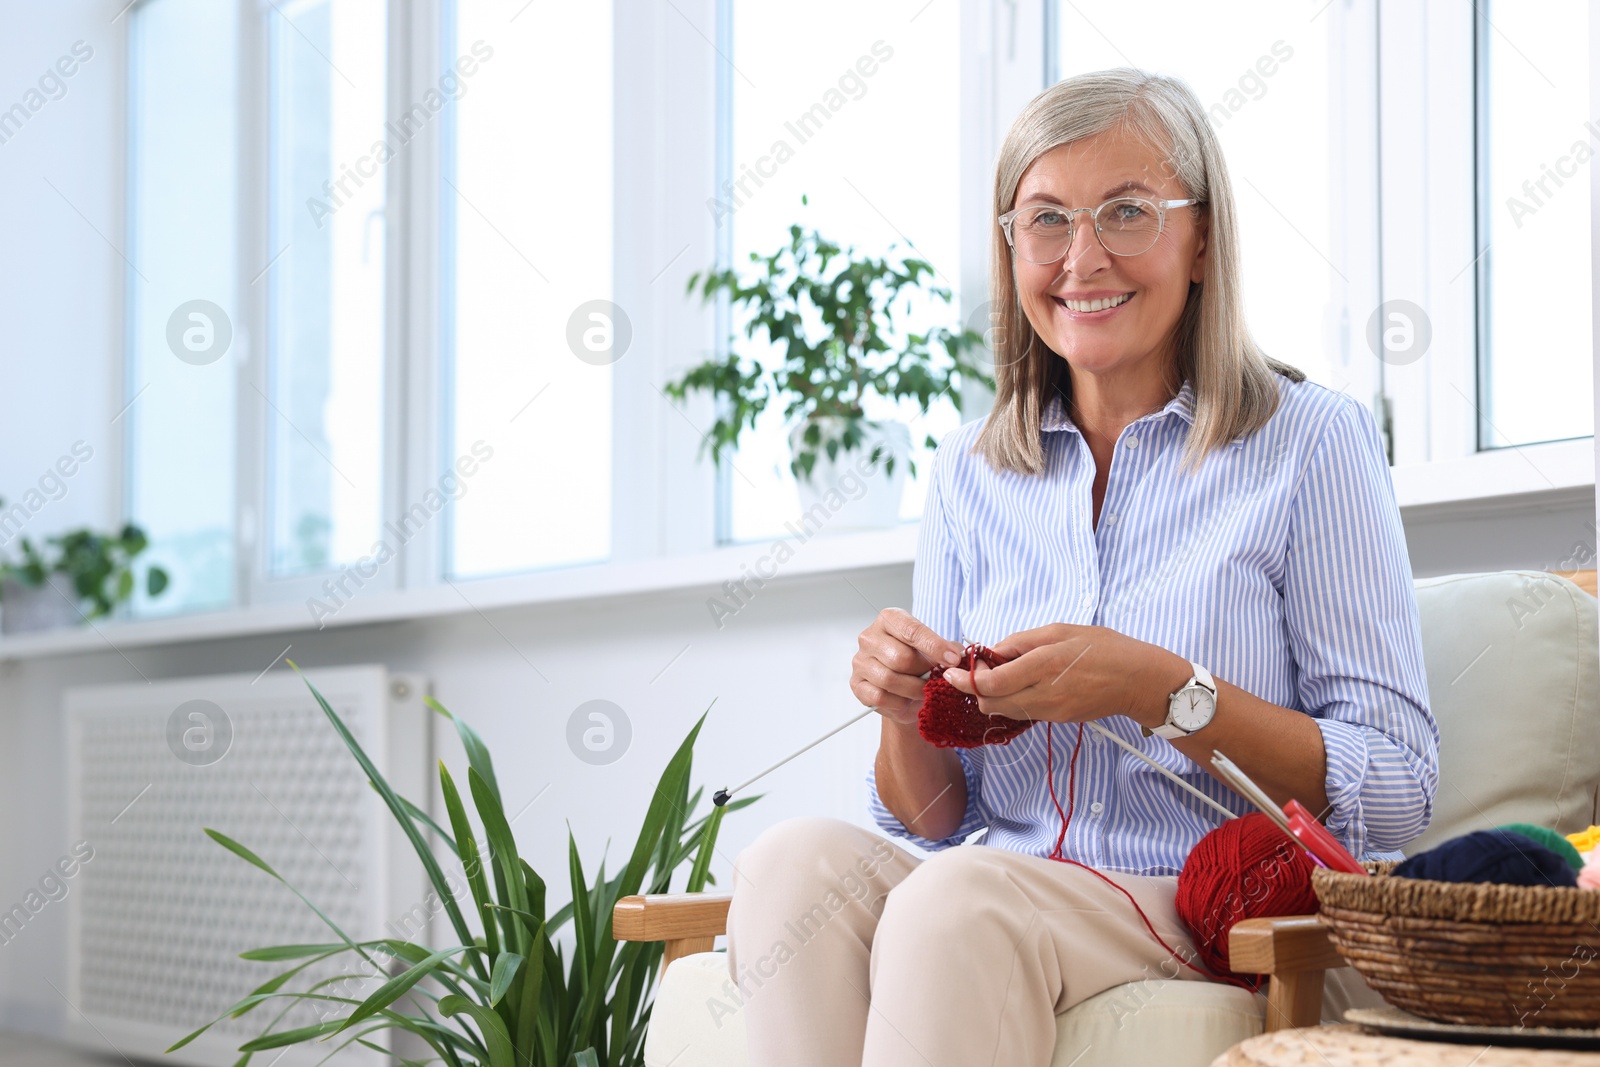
[
  {"left": 1175, "top": 812, "right": 1319, "bottom": 990},
  {"left": 1496, "top": 822, "right": 1585, "bottom": 871},
  {"left": 918, "top": 643, "right": 1035, "bottom": 749},
  {"left": 1392, "top": 829, "right": 1579, "bottom": 888},
  {"left": 1566, "top": 824, "right": 1600, "bottom": 857},
  {"left": 1580, "top": 852, "right": 1600, "bottom": 890}
]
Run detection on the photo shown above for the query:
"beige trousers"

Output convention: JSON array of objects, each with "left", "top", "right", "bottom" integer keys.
[{"left": 725, "top": 816, "right": 1381, "bottom": 1067}]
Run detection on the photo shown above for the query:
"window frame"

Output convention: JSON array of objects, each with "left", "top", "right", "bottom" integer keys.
[
  {"left": 238, "top": 0, "right": 409, "bottom": 609},
  {"left": 1376, "top": 0, "right": 1595, "bottom": 500},
  {"left": 110, "top": 0, "right": 1595, "bottom": 634}
]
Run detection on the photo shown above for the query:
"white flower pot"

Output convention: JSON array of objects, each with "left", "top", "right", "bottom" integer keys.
[
  {"left": 1, "top": 573, "right": 85, "bottom": 635},
  {"left": 786, "top": 417, "right": 912, "bottom": 533}
]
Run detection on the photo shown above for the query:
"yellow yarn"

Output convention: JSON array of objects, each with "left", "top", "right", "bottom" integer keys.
[{"left": 1565, "top": 825, "right": 1600, "bottom": 855}]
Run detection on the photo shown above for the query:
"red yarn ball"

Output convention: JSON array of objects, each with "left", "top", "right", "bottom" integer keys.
[
  {"left": 918, "top": 643, "right": 1035, "bottom": 749},
  {"left": 1175, "top": 812, "right": 1320, "bottom": 990}
]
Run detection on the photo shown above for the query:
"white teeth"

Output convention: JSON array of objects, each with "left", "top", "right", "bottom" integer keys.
[{"left": 1060, "top": 292, "right": 1132, "bottom": 313}]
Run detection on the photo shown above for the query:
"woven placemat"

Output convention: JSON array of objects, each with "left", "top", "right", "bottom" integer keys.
[
  {"left": 1346, "top": 1005, "right": 1600, "bottom": 1050},
  {"left": 1211, "top": 1024, "right": 1600, "bottom": 1066}
]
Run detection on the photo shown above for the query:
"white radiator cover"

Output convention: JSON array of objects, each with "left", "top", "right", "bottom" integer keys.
[{"left": 63, "top": 665, "right": 432, "bottom": 1066}]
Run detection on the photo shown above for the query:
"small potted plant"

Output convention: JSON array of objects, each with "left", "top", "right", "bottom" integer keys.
[
  {"left": 664, "top": 196, "right": 994, "bottom": 531},
  {"left": 0, "top": 506, "right": 170, "bottom": 635}
]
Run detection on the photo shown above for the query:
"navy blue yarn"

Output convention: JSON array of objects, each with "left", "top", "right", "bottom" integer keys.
[{"left": 1392, "top": 830, "right": 1579, "bottom": 888}]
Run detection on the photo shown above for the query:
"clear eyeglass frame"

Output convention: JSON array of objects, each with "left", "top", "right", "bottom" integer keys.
[{"left": 998, "top": 196, "right": 1202, "bottom": 262}]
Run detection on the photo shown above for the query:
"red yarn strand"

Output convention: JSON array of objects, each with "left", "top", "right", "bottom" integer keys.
[
  {"left": 920, "top": 640, "right": 1257, "bottom": 991},
  {"left": 1041, "top": 717, "right": 1254, "bottom": 991}
]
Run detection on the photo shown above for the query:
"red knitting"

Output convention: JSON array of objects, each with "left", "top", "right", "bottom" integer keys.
[
  {"left": 917, "top": 637, "right": 1256, "bottom": 990},
  {"left": 918, "top": 643, "right": 1035, "bottom": 748}
]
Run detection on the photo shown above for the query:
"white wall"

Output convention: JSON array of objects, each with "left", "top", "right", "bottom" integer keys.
[
  {"left": 2, "top": 0, "right": 1598, "bottom": 1042},
  {"left": 0, "top": 0, "right": 127, "bottom": 1036}
]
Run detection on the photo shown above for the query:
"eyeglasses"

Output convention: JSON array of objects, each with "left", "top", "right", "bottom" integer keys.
[{"left": 998, "top": 196, "right": 1201, "bottom": 263}]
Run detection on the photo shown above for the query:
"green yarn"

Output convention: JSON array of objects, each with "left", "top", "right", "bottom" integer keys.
[{"left": 1496, "top": 822, "right": 1585, "bottom": 871}]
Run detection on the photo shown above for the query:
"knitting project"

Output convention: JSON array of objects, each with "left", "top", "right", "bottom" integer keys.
[{"left": 918, "top": 643, "right": 1035, "bottom": 748}]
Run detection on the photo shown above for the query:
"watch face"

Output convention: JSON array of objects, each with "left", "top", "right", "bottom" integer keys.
[{"left": 1172, "top": 686, "right": 1215, "bottom": 732}]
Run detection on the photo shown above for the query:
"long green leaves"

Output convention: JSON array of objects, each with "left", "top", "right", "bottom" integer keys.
[
  {"left": 289, "top": 660, "right": 485, "bottom": 981},
  {"left": 188, "top": 668, "right": 749, "bottom": 1066}
]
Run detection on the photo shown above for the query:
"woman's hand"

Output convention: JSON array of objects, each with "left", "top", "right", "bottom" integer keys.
[
  {"left": 940, "top": 623, "right": 1187, "bottom": 729},
  {"left": 851, "top": 608, "right": 966, "bottom": 728}
]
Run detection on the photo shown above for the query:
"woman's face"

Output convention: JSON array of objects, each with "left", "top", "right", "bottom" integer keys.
[{"left": 1009, "top": 125, "right": 1208, "bottom": 385}]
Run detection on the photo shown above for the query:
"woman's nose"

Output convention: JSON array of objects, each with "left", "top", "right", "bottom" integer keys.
[{"left": 1061, "top": 214, "right": 1111, "bottom": 276}]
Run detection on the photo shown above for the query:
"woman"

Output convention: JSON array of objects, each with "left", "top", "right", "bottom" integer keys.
[{"left": 725, "top": 68, "right": 1438, "bottom": 1067}]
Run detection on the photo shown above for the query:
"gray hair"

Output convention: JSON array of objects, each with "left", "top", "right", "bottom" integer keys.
[{"left": 972, "top": 67, "right": 1304, "bottom": 477}]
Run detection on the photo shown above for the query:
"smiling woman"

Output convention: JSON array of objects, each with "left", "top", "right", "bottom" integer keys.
[{"left": 725, "top": 68, "right": 1436, "bottom": 1067}]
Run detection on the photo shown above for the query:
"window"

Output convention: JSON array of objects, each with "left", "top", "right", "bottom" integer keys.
[
  {"left": 263, "top": 0, "right": 387, "bottom": 579},
  {"left": 125, "top": 0, "right": 240, "bottom": 616},
  {"left": 1475, "top": 0, "right": 1593, "bottom": 448},
  {"left": 109, "top": 1, "right": 1589, "bottom": 631},
  {"left": 1052, "top": 1, "right": 1346, "bottom": 393},
  {"left": 442, "top": 1, "right": 613, "bottom": 579},
  {"left": 722, "top": 0, "right": 963, "bottom": 545}
]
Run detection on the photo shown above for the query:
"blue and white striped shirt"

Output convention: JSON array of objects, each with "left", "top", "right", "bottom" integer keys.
[{"left": 865, "top": 374, "right": 1439, "bottom": 874}]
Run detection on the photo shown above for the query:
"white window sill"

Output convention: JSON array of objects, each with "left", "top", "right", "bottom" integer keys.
[
  {"left": 0, "top": 523, "right": 922, "bottom": 662},
  {"left": 1, "top": 441, "right": 1591, "bottom": 664},
  {"left": 1389, "top": 437, "right": 1595, "bottom": 518}
]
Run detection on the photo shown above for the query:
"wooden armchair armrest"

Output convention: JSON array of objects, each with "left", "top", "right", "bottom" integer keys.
[
  {"left": 1228, "top": 914, "right": 1346, "bottom": 1032},
  {"left": 613, "top": 893, "right": 732, "bottom": 981}
]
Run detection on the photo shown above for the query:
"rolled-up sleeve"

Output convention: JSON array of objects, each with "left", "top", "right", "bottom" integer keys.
[
  {"left": 863, "top": 439, "right": 988, "bottom": 850},
  {"left": 1283, "top": 399, "right": 1439, "bottom": 858}
]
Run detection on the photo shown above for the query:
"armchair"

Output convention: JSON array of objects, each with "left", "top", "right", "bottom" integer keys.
[{"left": 615, "top": 569, "right": 1600, "bottom": 1067}]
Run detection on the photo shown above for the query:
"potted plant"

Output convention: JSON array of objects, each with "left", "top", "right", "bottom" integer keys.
[
  {"left": 664, "top": 196, "right": 994, "bottom": 532},
  {"left": 171, "top": 665, "right": 756, "bottom": 1067},
  {"left": 0, "top": 506, "right": 170, "bottom": 634}
]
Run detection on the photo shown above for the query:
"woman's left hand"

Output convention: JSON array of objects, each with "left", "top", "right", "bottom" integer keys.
[{"left": 940, "top": 623, "right": 1185, "bottom": 728}]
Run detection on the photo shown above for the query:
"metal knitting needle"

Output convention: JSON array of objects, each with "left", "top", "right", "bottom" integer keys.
[
  {"left": 1209, "top": 750, "right": 1293, "bottom": 835},
  {"left": 1083, "top": 720, "right": 1239, "bottom": 821},
  {"left": 713, "top": 653, "right": 975, "bottom": 807},
  {"left": 713, "top": 706, "right": 878, "bottom": 806}
]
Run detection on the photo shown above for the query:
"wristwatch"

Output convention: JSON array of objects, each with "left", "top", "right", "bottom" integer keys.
[{"left": 1141, "top": 661, "right": 1217, "bottom": 740}]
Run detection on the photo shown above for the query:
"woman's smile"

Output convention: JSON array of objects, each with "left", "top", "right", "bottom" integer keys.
[{"left": 1052, "top": 289, "right": 1136, "bottom": 319}]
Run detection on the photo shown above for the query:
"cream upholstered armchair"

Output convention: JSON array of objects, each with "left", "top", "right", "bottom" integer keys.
[{"left": 614, "top": 569, "right": 1600, "bottom": 1067}]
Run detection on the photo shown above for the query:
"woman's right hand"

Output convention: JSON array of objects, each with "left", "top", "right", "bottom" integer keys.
[{"left": 851, "top": 608, "right": 966, "bottom": 728}]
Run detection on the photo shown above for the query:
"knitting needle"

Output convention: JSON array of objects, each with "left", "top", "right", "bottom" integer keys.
[
  {"left": 917, "top": 644, "right": 1238, "bottom": 824},
  {"left": 713, "top": 706, "right": 877, "bottom": 806},
  {"left": 1208, "top": 751, "right": 1293, "bottom": 835},
  {"left": 1082, "top": 720, "right": 1239, "bottom": 821},
  {"left": 712, "top": 644, "right": 985, "bottom": 807}
]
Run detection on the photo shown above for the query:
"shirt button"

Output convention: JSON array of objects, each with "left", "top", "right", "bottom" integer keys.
[
  {"left": 1125, "top": 435, "right": 1140, "bottom": 449},
  {"left": 1081, "top": 592, "right": 1094, "bottom": 608},
  {"left": 1105, "top": 514, "right": 1118, "bottom": 526},
  {"left": 1090, "top": 801, "right": 1104, "bottom": 814}
]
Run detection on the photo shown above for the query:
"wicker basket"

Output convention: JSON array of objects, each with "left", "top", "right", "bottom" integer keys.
[{"left": 1312, "top": 861, "right": 1600, "bottom": 1028}]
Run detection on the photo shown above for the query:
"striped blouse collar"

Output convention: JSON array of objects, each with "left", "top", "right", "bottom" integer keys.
[
  {"left": 1039, "top": 377, "right": 1196, "bottom": 433},
  {"left": 1039, "top": 378, "right": 1246, "bottom": 448}
]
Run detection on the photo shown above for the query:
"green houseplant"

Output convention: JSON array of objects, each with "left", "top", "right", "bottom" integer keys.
[
  {"left": 0, "top": 507, "right": 169, "bottom": 633},
  {"left": 663, "top": 197, "right": 994, "bottom": 523},
  {"left": 171, "top": 664, "right": 755, "bottom": 1066}
]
